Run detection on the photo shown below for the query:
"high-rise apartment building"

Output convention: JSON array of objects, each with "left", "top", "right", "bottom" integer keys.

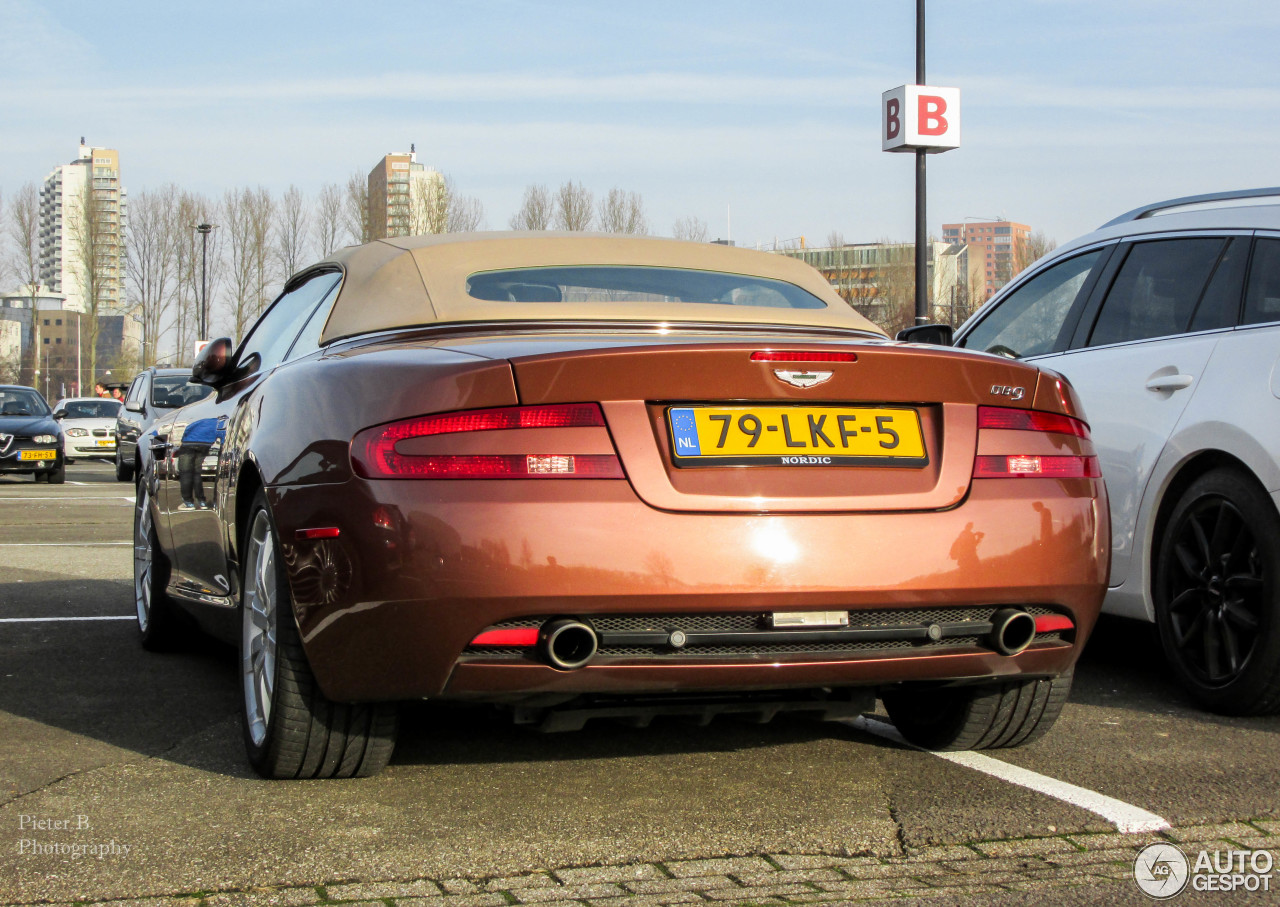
[
  {"left": 367, "top": 146, "right": 445, "bottom": 240},
  {"left": 39, "top": 139, "right": 128, "bottom": 314},
  {"left": 940, "top": 219, "right": 1030, "bottom": 300}
]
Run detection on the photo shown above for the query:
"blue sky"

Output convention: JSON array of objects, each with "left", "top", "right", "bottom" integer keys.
[{"left": 3, "top": 0, "right": 1279, "bottom": 248}]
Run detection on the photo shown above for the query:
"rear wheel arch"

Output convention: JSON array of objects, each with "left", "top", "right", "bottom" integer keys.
[{"left": 234, "top": 461, "right": 266, "bottom": 570}]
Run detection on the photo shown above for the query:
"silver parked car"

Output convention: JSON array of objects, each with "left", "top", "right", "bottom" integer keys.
[{"left": 950, "top": 188, "right": 1280, "bottom": 715}]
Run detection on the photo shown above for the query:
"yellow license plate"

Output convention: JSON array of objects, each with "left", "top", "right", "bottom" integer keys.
[
  {"left": 668, "top": 405, "right": 926, "bottom": 467},
  {"left": 97, "top": 439, "right": 114, "bottom": 446},
  {"left": 19, "top": 449, "right": 57, "bottom": 461}
]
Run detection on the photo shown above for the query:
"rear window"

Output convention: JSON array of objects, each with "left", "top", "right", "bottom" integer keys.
[
  {"left": 466, "top": 266, "right": 827, "bottom": 310},
  {"left": 63, "top": 399, "right": 121, "bottom": 419},
  {"left": 151, "top": 376, "right": 214, "bottom": 409}
]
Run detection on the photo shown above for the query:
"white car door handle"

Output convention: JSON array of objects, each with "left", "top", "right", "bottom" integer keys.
[{"left": 1145, "top": 374, "right": 1194, "bottom": 392}]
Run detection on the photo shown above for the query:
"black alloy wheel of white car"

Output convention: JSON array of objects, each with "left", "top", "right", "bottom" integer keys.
[{"left": 1155, "top": 468, "right": 1280, "bottom": 715}]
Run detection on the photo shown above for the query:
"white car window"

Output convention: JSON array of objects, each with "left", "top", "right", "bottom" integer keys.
[{"left": 960, "top": 251, "right": 1101, "bottom": 358}]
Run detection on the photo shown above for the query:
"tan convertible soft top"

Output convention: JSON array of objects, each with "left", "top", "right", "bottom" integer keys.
[{"left": 318, "top": 232, "right": 882, "bottom": 344}]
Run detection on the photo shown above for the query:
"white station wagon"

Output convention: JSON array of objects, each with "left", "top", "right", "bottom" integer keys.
[{"left": 950, "top": 188, "right": 1280, "bottom": 716}]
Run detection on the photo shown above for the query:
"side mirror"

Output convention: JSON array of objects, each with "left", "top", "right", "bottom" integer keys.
[
  {"left": 53, "top": 410, "right": 65, "bottom": 420},
  {"left": 896, "top": 323, "right": 954, "bottom": 346},
  {"left": 125, "top": 400, "right": 143, "bottom": 413},
  {"left": 192, "top": 338, "right": 236, "bottom": 387}
]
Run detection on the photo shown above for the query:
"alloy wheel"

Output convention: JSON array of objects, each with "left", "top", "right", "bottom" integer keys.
[
  {"left": 1163, "top": 494, "right": 1264, "bottom": 687},
  {"left": 134, "top": 488, "right": 153, "bottom": 630},
  {"left": 242, "top": 510, "right": 279, "bottom": 748}
]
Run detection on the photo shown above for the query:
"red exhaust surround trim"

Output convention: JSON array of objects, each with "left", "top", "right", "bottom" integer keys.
[
  {"left": 751, "top": 350, "right": 858, "bottom": 362},
  {"left": 1034, "top": 614, "right": 1075, "bottom": 634},
  {"left": 470, "top": 627, "right": 540, "bottom": 647}
]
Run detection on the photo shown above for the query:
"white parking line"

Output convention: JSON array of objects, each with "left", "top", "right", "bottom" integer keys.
[
  {"left": 0, "top": 616, "right": 134, "bottom": 623},
  {"left": 0, "top": 542, "right": 131, "bottom": 547},
  {"left": 849, "top": 715, "right": 1171, "bottom": 835},
  {"left": 0, "top": 495, "right": 134, "bottom": 502}
]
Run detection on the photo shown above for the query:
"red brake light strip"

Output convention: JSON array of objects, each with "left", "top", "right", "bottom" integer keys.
[
  {"left": 978, "top": 405, "right": 1089, "bottom": 439},
  {"left": 751, "top": 351, "right": 858, "bottom": 362}
]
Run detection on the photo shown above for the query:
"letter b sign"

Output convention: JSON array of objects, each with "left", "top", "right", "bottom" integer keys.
[{"left": 882, "top": 85, "right": 960, "bottom": 153}]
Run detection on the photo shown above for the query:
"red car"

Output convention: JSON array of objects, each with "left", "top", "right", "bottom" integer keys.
[{"left": 134, "top": 234, "right": 1108, "bottom": 778}]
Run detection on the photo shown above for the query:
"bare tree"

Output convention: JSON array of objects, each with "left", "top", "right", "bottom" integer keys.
[
  {"left": 275, "top": 185, "right": 311, "bottom": 281},
  {"left": 315, "top": 183, "right": 345, "bottom": 256},
  {"left": 7, "top": 184, "right": 41, "bottom": 385},
  {"left": 509, "top": 184, "right": 553, "bottom": 230},
  {"left": 222, "top": 188, "right": 257, "bottom": 343},
  {"left": 66, "top": 180, "right": 118, "bottom": 384},
  {"left": 672, "top": 215, "right": 708, "bottom": 243},
  {"left": 170, "top": 192, "right": 220, "bottom": 361},
  {"left": 125, "top": 185, "right": 179, "bottom": 368},
  {"left": 865, "top": 240, "right": 917, "bottom": 337},
  {"left": 344, "top": 172, "right": 370, "bottom": 245},
  {"left": 554, "top": 181, "right": 594, "bottom": 231},
  {"left": 247, "top": 187, "right": 275, "bottom": 318},
  {"left": 826, "top": 230, "right": 845, "bottom": 249},
  {"left": 598, "top": 188, "right": 647, "bottom": 234},
  {"left": 447, "top": 189, "right": 485, "bottom": 233},
  {"left": 409, "top": 172, "right": 449, "bottom": 236},
  {"left": 1014, "top": 230, "right": 1057, "bottom": 275}
]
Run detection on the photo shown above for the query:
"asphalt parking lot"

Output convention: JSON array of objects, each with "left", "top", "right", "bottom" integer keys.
[{"left": 1, "top": 461, "right": 1278, "bottom": 905}]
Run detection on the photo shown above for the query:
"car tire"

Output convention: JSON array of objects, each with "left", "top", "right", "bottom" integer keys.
[
  {"left": 240, "top": 491, "right": 398, "bottom": 779},
  {"left": 1154, "top": 468, "right": 1280, "bottom": 715},
  {"left": 882, "top": 671, "right": 1072, "bottom": 750},
  {"left": 115, "top": 450, "right": 134, "bottom": 483},
  {"left": 134, "top": 481, "right": 185, "bottom": 650},
  {"left": 47, "top": 462, "right": 65, "bottom": 484},
  {"left": 65, "top": 457, "right": 75, "bottom": 465}
]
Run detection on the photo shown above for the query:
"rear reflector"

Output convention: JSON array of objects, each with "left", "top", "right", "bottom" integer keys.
[
  {"left": 751, "top": 350, "right": 858, "bottom": 362},
  {"left": 352, "top": 403, "right": 623, "bottom": 479},
  {"left": 978, "top": 405, "right": 1090, "bottom": 439},
  {"left": 470, "top": 627, "right": 539, "bottom": 647},
  {"left": 295, "top": 527, "right": 341, "bottom": 540},
  {"left": 1034, "top": 614, "right": 1075, "bottom": 633},
  {"left": 973, "top": 455, "right": 1102, "bottom": 479}
]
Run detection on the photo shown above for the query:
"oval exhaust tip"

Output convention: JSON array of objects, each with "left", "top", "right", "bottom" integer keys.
[
  {"left": 989, "top": 609, "right": 1037, "bottom": 656},
  {"left": 539, "top": 619, "right": 598, "bottom": 670}
]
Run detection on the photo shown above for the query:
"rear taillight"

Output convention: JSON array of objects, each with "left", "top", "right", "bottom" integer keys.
[
  {"left": 977, "top": 406, "right": 1090, "bottom": 439},
  {"left": 973, "top": 406, "right": 1099, "bottom": 480},
  {"left": 750, "top": 350, "right": 858, "bottom": 362},
  {"left": 352, "top": 403, "right": 624, "bottom": 480}
]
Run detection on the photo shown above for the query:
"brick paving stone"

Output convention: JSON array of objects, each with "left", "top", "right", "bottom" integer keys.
[
  {"left": 84, "top": 901, "right": 199, "bottom": 907},
  {"left": 971, "top": 836, "right": 1078, "bottom": 857},
  {"left": 438, "top": 880, "right": 481, "bottom": 896},
  {"left": 626, "top": 877, "right": 741, "bottom": 894},
  {"left": 397, "top": 895, "right": 509, "bottom": 907},
  {"left": 583, "top": 894, "right": 704, "bottom": 907},
  {"left": 729, "top": 869, "right": 844, "bottom": 887},
  {"left": 483, "top": 873, "right": 556, "bottom": 892},
  {"left": 327, "top": 880, "right": 442, "bottom": 900},
  {"left": 839, "top": 862, "right": 949, "bottom": 881},
  {"left": 936, "top": 856, "right": 1049, "bottom": 875},
  {"left": 1065, "top": 832, "right": 1152, "bottom": 850},
  {"left": 904, "top": 845, "right": 982, "bottom": 863},
  {"left": 1253, "top": 820, "right": 1280, "bottom": 836},
  {"left": 1046, "top": 846, "right": 1146, "bottom": 867},
  {"left": 555, "top": 864, "right": 665, "bottom": 885},
  {"left": 513, "top": 884, "right": 625, "bottom": 903},
  {"left": 701, "top": 883, "right": 815, "bottom": 901},
  {"left": 811, "top": 879, "right": 914, "bottom": 897},
  {"left": 203, "top": 889, "right": 321, "bottom": 907},
  {"left": 767, "top": 854, "right": 881, "bottom": 871},
  {"left": 665, "top": 856, "right": 776, "bottom": 878},
  {"left": 1168, "top": 823, "right": 1261, "bottom": 843},
  {"left": 1085, "top": 864, "right": 1138, "bottom": 881}
]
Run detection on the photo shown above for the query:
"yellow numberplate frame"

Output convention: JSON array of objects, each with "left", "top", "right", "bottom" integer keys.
[
  {"left": 668, "top": 405, "right": 927, "bottom": 468},
  {"left": 96, "top": 439, "right": 115, "bottom": 446},
  {"left": 19, "top": 449, "right": 57, "bottom": 461}
]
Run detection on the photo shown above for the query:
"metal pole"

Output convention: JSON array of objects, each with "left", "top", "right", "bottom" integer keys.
[
  {"left": 200, "top": 228, "right": 209, "bottom": 341},
  {"left": 914, "top": 0, "right": 929, "bottom": 325}
]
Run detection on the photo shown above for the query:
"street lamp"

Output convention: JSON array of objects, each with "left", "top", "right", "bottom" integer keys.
[{"left": 194, "top": 223, "right": 216, "bottom": 347}]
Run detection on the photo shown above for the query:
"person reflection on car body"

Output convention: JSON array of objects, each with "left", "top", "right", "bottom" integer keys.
[{"left": 177, "top": 416, "right": 223, "bottom": 510}]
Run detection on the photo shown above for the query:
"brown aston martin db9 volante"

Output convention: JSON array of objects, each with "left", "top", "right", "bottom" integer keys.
[{"left": 135, "top": 234, "right": 1108, "bottom": 778}]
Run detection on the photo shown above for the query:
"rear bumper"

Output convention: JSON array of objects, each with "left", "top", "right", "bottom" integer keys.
[{"left": 268, "top": 475, "right": 1108, "bottom": 702}]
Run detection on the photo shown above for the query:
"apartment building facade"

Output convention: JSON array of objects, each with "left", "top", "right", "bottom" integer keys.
[
  {"left": 940, "top": 219, "right": 1030, "bottom": 300},
  {"left": 367, "top": 147, "right": 446, "bottom": 240}
]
